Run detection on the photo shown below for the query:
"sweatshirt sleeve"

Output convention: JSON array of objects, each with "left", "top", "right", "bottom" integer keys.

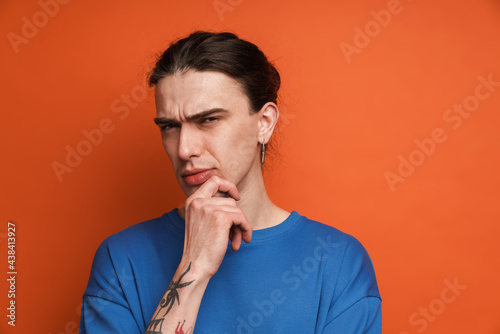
[
  {"left": 79, "top": 238, "right": 142, "bottom": 334},
  {"left": 323, "top": 237, "right": 382, "bottom": 333}
]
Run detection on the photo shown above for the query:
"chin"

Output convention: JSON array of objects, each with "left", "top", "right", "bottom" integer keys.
[{"left": 181, "top": 186, "right": 197, "bottom": 197}]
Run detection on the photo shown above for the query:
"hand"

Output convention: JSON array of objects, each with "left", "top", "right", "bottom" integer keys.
[{"left": 181, "top": 176, "right": 253, "bottom": 279}]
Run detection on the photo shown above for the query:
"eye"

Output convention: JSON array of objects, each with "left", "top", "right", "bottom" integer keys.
[
  {"left": 160, "top": 123, "right": 179, "bottom": 132},
  {"left": 201, "top": 117, "right": 219, "bottom": 124}
]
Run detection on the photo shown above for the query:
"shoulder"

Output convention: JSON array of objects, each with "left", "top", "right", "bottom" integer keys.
[
  {"left": 294, "top": 212, "right": 380, "bottom": 296},
  {"left": 98, "top": 209, "right": 183, "bottom": 253},
  {"left": 293, "top": 212, "right": 367, "bottom": 255},
  {"left": 87, "top": 210, "right": 178, "bottom": 274},
  {"left": 83, "top": 211, "right": 176, "bottom": 294}
]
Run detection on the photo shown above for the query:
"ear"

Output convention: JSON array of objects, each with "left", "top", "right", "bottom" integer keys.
[{"left": 257, "top": 102, "right": 279, "bottom": 144}]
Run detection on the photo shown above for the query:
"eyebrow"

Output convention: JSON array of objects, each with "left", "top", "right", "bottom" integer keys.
[{"left": 153, "top": 108, "right": 228, "bottom": 127}]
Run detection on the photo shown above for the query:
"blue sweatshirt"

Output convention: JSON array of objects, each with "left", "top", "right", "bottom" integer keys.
[{"left": 79, "top": 209, "right": 381, "bottom": 333}]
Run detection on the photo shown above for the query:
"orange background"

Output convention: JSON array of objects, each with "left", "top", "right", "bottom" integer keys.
[{"left": 1, "top": 0, "right": 500, "bottom": 333}]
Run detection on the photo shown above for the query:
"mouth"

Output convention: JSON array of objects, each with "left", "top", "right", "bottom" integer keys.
[{"left": 181, "top": 168, "right": 215, "bottom": 187}]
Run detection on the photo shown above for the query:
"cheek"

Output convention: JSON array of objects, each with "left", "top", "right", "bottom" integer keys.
[{"left": 220, "top": 128, "right": 258, "bottom": 174}]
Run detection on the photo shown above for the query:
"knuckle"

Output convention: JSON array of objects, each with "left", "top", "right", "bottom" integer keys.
[
  {"left": 212, "top": 211, "right": 232, "bottom": 227},
  {"left": 213, "top": 210, "right": 225, "bottom": 220},
  {"left": 190, "top": 198, "right": 205, "bottom": 210},
  {"left": 203, "top": 204, "right": 214, "bottom": 215},
  {"left": 222, "top": 198, "right": 237, "bottom": 206}
]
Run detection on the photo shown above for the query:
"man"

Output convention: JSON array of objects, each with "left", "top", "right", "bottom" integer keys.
[{"left": 79, "top": 31, "right": 381, "bottom": 334}]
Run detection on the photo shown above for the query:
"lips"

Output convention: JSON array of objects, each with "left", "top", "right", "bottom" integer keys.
[{"left": 181, "top": 169, "right": 215, "bottom": 187}]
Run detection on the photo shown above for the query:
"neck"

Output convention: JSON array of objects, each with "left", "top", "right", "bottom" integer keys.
[{"left": 235, "top": 168, "right": 280, "bottom": 230}]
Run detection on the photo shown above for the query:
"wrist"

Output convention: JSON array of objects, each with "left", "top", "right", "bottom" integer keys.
[{"left": 176, "top": 257, "right": 211, "bottom": 289}]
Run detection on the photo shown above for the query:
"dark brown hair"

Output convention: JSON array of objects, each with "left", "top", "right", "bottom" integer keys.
[{"left": 147, "top": 31, "right": 280, "bottom": 113}]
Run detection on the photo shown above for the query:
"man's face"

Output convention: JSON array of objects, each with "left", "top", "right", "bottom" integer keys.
[{"left": 154, "top": 70, "right": 261, "bottom": 197}]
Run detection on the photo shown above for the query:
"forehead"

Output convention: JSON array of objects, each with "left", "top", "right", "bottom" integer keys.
[{"left": 155, "top": 70, "right": 249, "bottom": 117}]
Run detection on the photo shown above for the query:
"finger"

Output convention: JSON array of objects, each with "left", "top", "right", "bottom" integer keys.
[
  {"left": 207, "top": 205, "right": 243, "bottom": 215},
  {"left": 195, "top": 176, "right": 240, "bottom": 201},
  {"left": 230, "top": 226, "right": 243, "bottom": 251},
  {"left": 188, "top": 197, "right": 239, "bottom": 209},
  {"left": 241, "top": 226, "right": 252, "bottom": 244},
  {"left": 225, "top": 212, "right": 252, "bottom": 244}
]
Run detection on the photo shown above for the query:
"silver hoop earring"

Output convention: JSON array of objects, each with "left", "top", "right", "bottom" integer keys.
[{"left": 261, "top": 143, "right": 266, "bottom": 166}]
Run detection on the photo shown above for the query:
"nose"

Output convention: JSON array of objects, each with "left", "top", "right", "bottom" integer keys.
[{"left": 177, "top": 124, "right": 202, "bottom": 161}]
